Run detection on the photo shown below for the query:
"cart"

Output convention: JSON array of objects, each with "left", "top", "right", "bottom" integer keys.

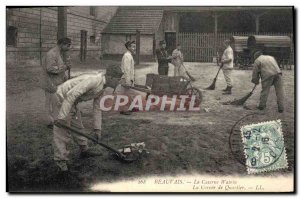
[{"left": 123, "top": 73, "right": 203, "bottom": 107}]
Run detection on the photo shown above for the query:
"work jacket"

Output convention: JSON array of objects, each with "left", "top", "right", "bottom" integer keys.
[
  {"left": 41, "top": 46, "right": 68, "bottom": 93},
  {"left": 252, "top": 55, "right": 282, "bottom": 84},
  {"left": 56, "top": 72, "right": 106, "bottom": 130}
]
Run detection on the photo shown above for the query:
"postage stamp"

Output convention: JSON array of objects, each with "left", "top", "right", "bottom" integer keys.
[{"left": 240, "top": 120, "right": 288, "bottom": 174}]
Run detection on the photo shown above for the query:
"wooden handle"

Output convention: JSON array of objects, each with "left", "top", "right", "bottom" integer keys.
[{"left": 54, "top": 121, "right": 125, "bottom": 157}]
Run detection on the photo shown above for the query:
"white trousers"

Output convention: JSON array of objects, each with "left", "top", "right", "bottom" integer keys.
[
  {"left": 52, "top": 94, "right": 88, "bottom": 162},
  {"left": 174, "top": 65, "right": 187, "bottom": 78},
  {"left": 222, "top": 69, "right": 233, "bottom": 87}
]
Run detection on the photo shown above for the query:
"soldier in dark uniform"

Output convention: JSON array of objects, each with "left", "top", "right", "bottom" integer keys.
[{"left": 156, "top": 40, "right": 172, "bottom": 75}]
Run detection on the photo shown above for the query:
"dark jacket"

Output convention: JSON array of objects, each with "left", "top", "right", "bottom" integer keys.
[{"left": 156, "top": 48, "right": 171, "bottom": 67}]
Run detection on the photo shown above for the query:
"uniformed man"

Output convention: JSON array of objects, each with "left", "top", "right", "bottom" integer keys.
[
  {"left": 221, "top": 40, "right": 234, "bottom": 95},
  {"left": 156, "top": 40, "right": 172, "bottom": 75},
  {"left": 251, "top": 51, "right": 284, "bottom": 113},
  {"left": 121, "top": 40, "right": 136, "bottom": 86},
  {"left": 53, "top": 65, "right": 124, "bottom": 171},
  {"left": 114, "top": 40, "right": 141, "bottom": 115},
  {"left": 41, "top": 38, "right": 72, "bottom": 129}
]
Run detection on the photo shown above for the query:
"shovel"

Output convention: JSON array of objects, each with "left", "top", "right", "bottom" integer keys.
[
  {"left": 54, "top": 121, "right": 140, "bottom": 163},
  {"left": 205, "top": 63, "right": 224, "bottom": 90}
]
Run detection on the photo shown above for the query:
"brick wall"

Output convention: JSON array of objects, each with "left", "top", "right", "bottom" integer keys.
[
  {"left": 67, "top": 7, "right": 105, "bottom": 61},
  {"left": 6, "top": 7, "right": 58, "bottom": 67},
  {"left": 66, "top": 7, "right": 118, "bottom": 61},
  {"left": 6, "top": 6, "right": 118, "bottom": 67}
]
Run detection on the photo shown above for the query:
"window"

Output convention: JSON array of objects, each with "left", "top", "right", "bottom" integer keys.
[
  {"left": 7, "top": 26, "right": 17, "bottom": 47},
  {"left": 90, "top": 35, "right": 95, "bottom": 44},
  {"left": 90, "top": 7, "right": 96, "bottom": 17}
]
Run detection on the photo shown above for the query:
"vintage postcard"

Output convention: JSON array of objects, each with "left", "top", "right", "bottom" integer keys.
[{"left": 6, "top": 5, "right": 295, "bottom": 193}]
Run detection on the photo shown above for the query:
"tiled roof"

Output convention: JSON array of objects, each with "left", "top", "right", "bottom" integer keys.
[{"left": 102, "top": 7, "right": 163, "bottom": 34}]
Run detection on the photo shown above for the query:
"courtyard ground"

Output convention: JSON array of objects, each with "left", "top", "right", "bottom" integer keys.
[{"left": 6, "top": 60, "right": 295, "bottom": 192}]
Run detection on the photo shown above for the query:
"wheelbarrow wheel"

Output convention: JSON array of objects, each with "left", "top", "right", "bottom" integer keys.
[{"left": 185, "top": 87, "right": 203, "bottom": 108}]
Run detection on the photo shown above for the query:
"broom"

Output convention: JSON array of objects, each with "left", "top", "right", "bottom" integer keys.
[
  {"left": 205, "top": 63, "right": 224, "bottom": 90},
  {"left": 181, "top": 64, "right": 196, "bottom": 81},
  {"left": 227, "top": 85, "right": 257, "bottom": 105}
]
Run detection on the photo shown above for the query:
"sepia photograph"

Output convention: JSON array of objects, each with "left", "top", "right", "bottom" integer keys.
[{"left": 5, "top": 4, "right": 295, "bottom": 193}]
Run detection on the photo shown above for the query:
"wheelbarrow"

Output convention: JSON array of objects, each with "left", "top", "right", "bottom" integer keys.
[{"left": 122, "top": 73, "right": 203, "bottom": 106}]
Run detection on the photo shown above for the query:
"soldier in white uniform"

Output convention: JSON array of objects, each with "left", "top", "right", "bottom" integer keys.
[
  {"left": 114, "top": 40, "right": 144, "bottom": 114},
  {"left": 53, "top": 65, "right": 124, "bottom": 171},
  {"left": 221, "top": 40, "right": 234, "bottom": 95},
  {"left": 121, "top": 41, "right": 135, "bottom": 86}
]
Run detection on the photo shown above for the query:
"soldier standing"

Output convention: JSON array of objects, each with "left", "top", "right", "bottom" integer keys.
[
  {"left": 221, "top": 40, "right": 234, "bottom": 95},
  {"left": 41, "top": 38, "right": 72, "bottom": 129},
  {"left": 156, "top": 40, "right": 172, "bottom": 75}
]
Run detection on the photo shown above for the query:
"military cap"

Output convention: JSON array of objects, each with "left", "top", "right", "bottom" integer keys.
[
  {"left": 57, "top": 37, "right": 71, "bottom": 45},
  {"left": 125, "top": 40, "right": 136, "bottom": 49}
]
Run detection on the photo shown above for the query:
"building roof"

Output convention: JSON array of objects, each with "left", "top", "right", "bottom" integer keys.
[
  {"left": 102, "top": 7, "right": 163, "bottom": 34},
  {"left": 162, "top": 6, "right": 292, "bottom": 12}
]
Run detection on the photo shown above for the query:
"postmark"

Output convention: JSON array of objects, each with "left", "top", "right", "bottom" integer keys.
[{"left": 240, "top": 120, "right": 288, "bottom": 174}]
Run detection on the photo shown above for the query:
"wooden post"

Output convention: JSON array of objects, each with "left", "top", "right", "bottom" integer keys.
[
  {"left": 175, "top": 13, "right": 180, "bottom": 45},
  {"left": 39, "top": 8, "right": 42, "bottom": 66},
  {"left": 255, "top": 15, "right": 260, "bottom": 34},
  {"left": 57, "top": 7, "right": 67, "bottom": 40},
  {"left": 80, "top": 30, "right": 87, "bottom": 62},
  {"left": 252, "top": 11, "right": 268, "bottom": 34},
  {"left": 214, "top": 14, "right": 218, "bottom": 57},
  {"left": 136, "top": 29, "right": 140, "bottom": 65},
  {"left": 153, "top": 34, "right": 156, "bottom": 57},
  {"left": 58, "top": 7, "right": 68, "bottom": 63}
]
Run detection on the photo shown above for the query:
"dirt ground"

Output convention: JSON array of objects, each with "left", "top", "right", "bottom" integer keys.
[{"left": 6, "top": 60, "right": 295, "bottom": 192}]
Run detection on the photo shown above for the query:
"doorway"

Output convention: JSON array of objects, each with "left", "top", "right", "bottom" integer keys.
[
  {"left": 80, "top": 30, "right": 87, "bottom": 62},
  {"left": 165, "top": 32, "right": 176, "bottom": 54}
]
